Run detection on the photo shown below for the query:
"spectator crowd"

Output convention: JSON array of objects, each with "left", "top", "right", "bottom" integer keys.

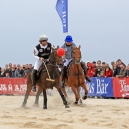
[
  {"left": 0, "top": 59, "right": 129, "bottom": 78},
  {"left": 0, "top": 63, "right": 33, "bottom": 78},
  {"left": 86, "top": 59, "right": 129, "bottom": 78}
]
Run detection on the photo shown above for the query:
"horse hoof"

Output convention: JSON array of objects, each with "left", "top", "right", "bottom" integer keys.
[
  {"left": 65, "top": 105, "right": 70, "bottom": 108},
  {"left": 82, "top": 95, "right": 87, "bottom": 100},
  {"left": 43, "top": 107, "right": 47, "bottom": 109},
  {"left": 32, "top": 104, "right": 39, "bottom": 107},
  {"left": 21, "top": 103, "right": 26, "bottom": 107},
  {"left": 74, "top": 101, "right": 78, "bottom": 104}
]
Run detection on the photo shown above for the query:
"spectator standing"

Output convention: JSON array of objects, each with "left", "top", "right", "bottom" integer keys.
[
  {"left": 11, "top": 67, "right": 16, "bottom": 78},
  {"left": 15, "top": 64, "right": 21, "bottom": 77},
  {"left": 125, "top": 64, "right": 129, "bottom": 77},
  {"left": 99, "top": 70, "right": 105, "bottom": 77},
  {"left": 116, "top": 64, "right": 126, "bottom": 78},
  {"left": 5, "top": 73, "right": 10, "bottom": 78},
  {"left": 111, "top": 61, "right": 115, "bottom": 70},
  {"left": 105, "top": 66, "right": 113, "bottom": 77},
  {"left": 113, "top": 59, "right": 125, "bottom": 77},
  {"left": 8, "top": 63, "right": 12, "bottom": 77},
  {"left": 1, "top": 68, "right": 6, "bottom": 77},
  {"left": 4, "top": 64, "right": 9, "bottom": 74},
  {"left": 13, "top": 64, "right": 17, "bottom": 70},
  {"left": 92, "top": 61, "right": 97, "bottom": 69},
  {"left": 0, "top": 67, "right": 1, "bottom": 77},
  {"left": 102, "top": 62, "right": 106, "bottom": 71},
  {"left": 87, "top": 63, "right": 96, "bottom": 77},
  {"left": 95, "top": 60, "right": 102, "bottom": 77}
]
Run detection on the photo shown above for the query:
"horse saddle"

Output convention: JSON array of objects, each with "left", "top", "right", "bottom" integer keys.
[{"left": 36, "top": 65, "right": 45, "bottom": 78}]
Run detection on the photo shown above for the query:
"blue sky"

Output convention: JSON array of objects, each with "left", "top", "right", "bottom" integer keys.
[{"left": 0, "top": 0, "right": 129, "bottom": 67}]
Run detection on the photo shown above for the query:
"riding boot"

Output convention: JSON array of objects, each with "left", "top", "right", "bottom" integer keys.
[
  {"left": 80, "top": 61, "right": 91, "bottom": 82},
  {"left": 31, "top": 69, "right": 37, "bottom": 92},
  {"left": 61, "top": 66, "right": 67, "bottom": 87}
]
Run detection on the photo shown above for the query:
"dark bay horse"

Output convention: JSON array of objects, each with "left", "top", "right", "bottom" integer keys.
[
  {"left": 62, "top": 45, "right": 88, "bottom": 104},
  {"left": 22, "top": 46, "right": 70, "bottom": 109}
]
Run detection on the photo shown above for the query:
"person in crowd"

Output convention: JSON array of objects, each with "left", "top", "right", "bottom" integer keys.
[
  {"left": 99, "top": 70, "right": 105, "bottom": 77},
  {"left": 8, "top": 63, "right": 12, "bottom": 77},
  {"left": 87, "top": 62, "right": 96, "bottom": 77},
  {"left": 11, "top": 67, "right": 16, "bottom": 78},
  {"left": 95, "top": 60, "right": 102, "bottom": 77},
  {"left": 105, "top": 66, "right": 113, "bottom": 77},
  {"left": 0, "top": 68, "right": 5, "bottom": 77},
  {"left": 29, "top": 64, "right": 33, "bottom": 70},
  {"left": 116, "top": 64, "right": 126, "bottom": 78},
  {"left": 92, "top": 61, "right": 97, "bottom": 69},
  {"left": 0, "top": 67, "right": 1, "bottom": 77},
  {"left": 112, "top": 64, "right": 117, "bottom": 74},
  {"left": 5, "top": 72, "right": 10, "bottom": 78},
  {"left": 113, "top": 59, "right": 126, "bottom": 77},
  {"left": 19, "top": 66, "right": 25, "bottom": 77},
  {"left": 15, "top": 64, "right": 21, "bottom": 77},
  {"left": 102, "top": 62, "right": 106, "bottom": 71},
  {"left": 4, "top": 64, "right": 9, "bottom": 74},
  {"left": 125, "top": 64, "right": 129, "bottom": 78},
  {"left": 111, "top": 61, "right": 115, "bottom": 70},
  {"left": 13, "top": 64, "right": 17, "bottom": 70}
]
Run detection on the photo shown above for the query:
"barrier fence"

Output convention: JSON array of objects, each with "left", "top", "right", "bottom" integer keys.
[{"left": 0, "top": 78, "right": 129, "bottom": 98}]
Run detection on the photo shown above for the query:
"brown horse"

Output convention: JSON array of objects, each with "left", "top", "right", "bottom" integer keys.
[
  {"left": 22, "top": 46, "right": 70, "bottom": 109},
  {"left": 62, "top": 45, "right": 88, "bottom": 104}
]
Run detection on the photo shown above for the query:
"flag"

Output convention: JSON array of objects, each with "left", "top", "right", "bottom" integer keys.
[{"left": 56, "top": 0, "right": 68, "bottom": 33}]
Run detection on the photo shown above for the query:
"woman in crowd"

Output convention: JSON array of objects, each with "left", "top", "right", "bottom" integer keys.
[
  {"left": 105, "top": 66, "right": 113, "bottom": 77},
  {"left": 87, "top": 62, "right": 96, "bottom": 77}
]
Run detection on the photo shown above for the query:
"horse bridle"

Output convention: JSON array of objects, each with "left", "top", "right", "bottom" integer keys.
[
  {"left": 72, "top": 49, "right": 82, "bottom": 64},
  {"left": 48, "top": 50, "right": 63, "bottom": 68}
]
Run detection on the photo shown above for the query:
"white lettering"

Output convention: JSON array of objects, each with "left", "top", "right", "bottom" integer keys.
[
  {"left": 120, "top": 80, "right": 129, "bottom": 92},
  {"left": 20, "top": 85, "right": 27, "bottom": 92},
  {"left": 96, "top": 79, "right": 108, "bottom": 94},
  {"left": 0, "top": 84, "right": 7, "bottom": 91},
  {"left": 8, "top": 84, "right": 13, "bottom": 91}
]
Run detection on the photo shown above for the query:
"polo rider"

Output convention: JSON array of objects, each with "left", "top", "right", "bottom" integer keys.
[
  {"left": 61, "top": 35, "right": 91, "bottom": 87},
  {"left": 32, "top": 34, "right": 52, "bottom": 92}
]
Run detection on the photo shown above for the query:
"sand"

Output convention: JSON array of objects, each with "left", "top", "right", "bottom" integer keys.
[{"left": 0, "top": 93, "right": 129, "bottom": 129}]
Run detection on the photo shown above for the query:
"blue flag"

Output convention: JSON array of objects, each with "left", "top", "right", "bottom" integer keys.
[{"left": 56, "top": 0, "right": 68, "bottom": 33}]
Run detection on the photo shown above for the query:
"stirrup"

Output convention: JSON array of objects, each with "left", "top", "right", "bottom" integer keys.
[{"left": 32, "top": 86, "right": 36, "bottom": 92}]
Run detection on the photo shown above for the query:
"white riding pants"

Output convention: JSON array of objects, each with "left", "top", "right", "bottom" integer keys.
[
  {"left": 34, "top": 59, "right": 49, "bottom": 71},
  {"left": 64, "top": 59, "right": 72, "bottom": 66}
]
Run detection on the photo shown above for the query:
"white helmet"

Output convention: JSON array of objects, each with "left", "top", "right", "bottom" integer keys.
[{"left": 39, "top": 34, "right": 48, "bottom": 42}]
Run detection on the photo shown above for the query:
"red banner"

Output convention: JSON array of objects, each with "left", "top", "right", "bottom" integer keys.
[
  {"left": 0, "top": 78, "right": 35, "bottom": 95},
  {"left": 113, "top": 77, "right": 129, "bottom": 98}
]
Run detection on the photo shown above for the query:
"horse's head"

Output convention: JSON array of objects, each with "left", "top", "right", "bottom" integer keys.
[
  {"left": 72, "top": 45, "right": 82, "bottom": 64},
  {"left": 49, "top": 46, "right": 64, "bottom": 68}
]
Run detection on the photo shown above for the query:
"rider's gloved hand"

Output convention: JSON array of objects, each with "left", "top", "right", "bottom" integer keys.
[{"left": 39, "top": 57, "right": 44, "bottom": 61}]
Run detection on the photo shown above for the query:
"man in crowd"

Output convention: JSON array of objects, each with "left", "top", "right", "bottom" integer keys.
[
  {"left": 15, "top": 64, "right": 21, "bottom": 77},
  {"left": 95, "top": 60, "right": 102, "bottom": 77},
  {"left": 102, "top": 62, "right": 106, "bottom": 71},
  {"left": 92, "top": 61, "right": 97, "bottom": 69},
  {"left": 113, "top": 59, "right": 126, "bottom": 77},
  {"left": 116, "top": 64, "right": 126, "bottom": 78}
]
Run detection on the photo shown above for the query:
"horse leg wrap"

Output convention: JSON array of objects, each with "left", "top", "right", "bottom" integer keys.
[{"left": 74, "top": 100, "right": 78, "bottom": 104}]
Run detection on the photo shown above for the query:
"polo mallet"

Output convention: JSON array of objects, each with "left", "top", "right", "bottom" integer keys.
[{"left": 42, "top": 60, "right": 55, "bottom": 82}]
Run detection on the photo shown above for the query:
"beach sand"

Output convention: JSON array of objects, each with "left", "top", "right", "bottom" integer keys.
[{"left": 0, "top": 93, "right": 128, "bottom": 129}]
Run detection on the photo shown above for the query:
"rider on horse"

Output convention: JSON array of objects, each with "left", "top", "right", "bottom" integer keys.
[
  {"left": 61, "top": 35, "right": 91, "bottom": 87},
  {"left": 32, "top": 34, "right": 52, "bottom": 92}
]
